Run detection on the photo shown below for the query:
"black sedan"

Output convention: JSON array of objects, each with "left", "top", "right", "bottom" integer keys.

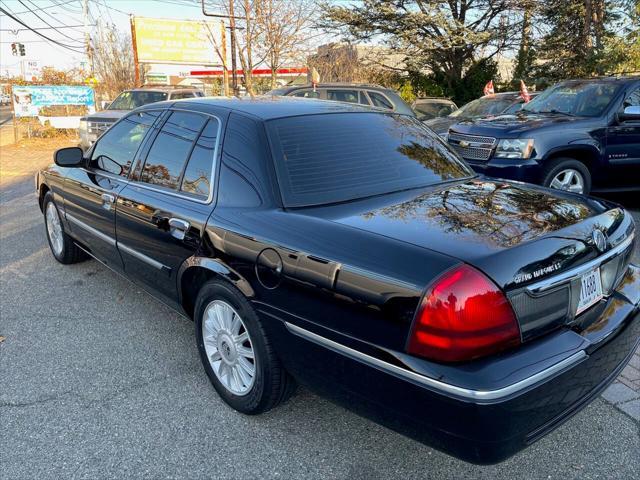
[{"left": 36, "top": 97, "right": 639, "bottom": 464}]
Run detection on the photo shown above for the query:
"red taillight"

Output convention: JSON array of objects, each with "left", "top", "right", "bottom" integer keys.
[{"left": 407, "top": 265, "right": 521, "bottom": 362}]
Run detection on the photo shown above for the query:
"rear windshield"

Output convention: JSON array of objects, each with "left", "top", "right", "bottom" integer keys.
[{"left": 267, "top": 113, "right": 473, "bottom": 207}]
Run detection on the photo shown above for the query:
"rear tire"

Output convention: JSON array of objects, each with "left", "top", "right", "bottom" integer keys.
[
  {"left": 541, "top": 158, "right": 591, "bottom": 195},
  {"left": 43, "top": 192, "right": 86, "bottom": 264},
  {"left": 194, "top": 279, "right": 296, "bottom": 414}
]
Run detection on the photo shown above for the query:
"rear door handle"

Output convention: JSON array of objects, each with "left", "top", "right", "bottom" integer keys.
[
  {"left": 101, "top": 193, "right": 115, "bottom": 210},
  {"left": 168, "top": 218, "right": 190, "bottom": 240}
]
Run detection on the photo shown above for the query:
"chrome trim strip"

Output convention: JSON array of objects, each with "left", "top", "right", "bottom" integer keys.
[
  {"left": 66, "top": 213, "right": 116, "bottom": 246},
  {"left": 527, "top": 233, "right": 635, "bottom": 294},
  {"left": 118, "top": 242, "right": 166, "bottom": 271},
  {"left": 285, "top": 322, "right": 587, "bottom": 403}
]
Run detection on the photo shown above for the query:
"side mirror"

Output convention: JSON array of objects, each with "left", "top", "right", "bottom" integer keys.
[
  {"left": 618, "top": 105, "right": 640, "bottom": 123},
  {"left": 54, "top": 147, "right": 84, "bottom": 167}
]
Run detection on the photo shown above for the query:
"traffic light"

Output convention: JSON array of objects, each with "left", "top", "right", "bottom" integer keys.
[
  {"left": 11, "top": 43, "right": 17, "bottom": 56},
  {"left": 18, "top": 43, "right": 25, "bottom": 56}
]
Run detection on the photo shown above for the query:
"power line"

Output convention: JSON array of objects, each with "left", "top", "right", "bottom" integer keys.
[
  {"left": 27, "top": 0, "right": 84, "bottom": 34},
  {"left": 0, "top": 6, "right": 85, "bottom": 53},
  {"left": 0, "top": 24, "right": 89, "bottom": 32},
  {"left": 9, "top": 0, "right": 77, "bottom": 15},
  {"left": 16, "top": 0, "right": 81, "bottom": 41}
]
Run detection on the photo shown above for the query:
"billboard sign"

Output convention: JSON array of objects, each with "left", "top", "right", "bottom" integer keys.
[
  {"left": 12, "top": 85, "right": 95, "bottom": 118},
  {"left": 132, "top": 17, "right": 223, "bottom": 66}
]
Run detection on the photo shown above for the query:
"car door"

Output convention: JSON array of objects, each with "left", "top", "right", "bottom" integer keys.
[
  {"left": 606, "top": 83, "right": 640, "bottom": 186},
  {"left": 114, "top": 109, "right": 223, "bottom": 303},
  {"left": 62, "top": 110, "right": 160, "bottom": 270}
]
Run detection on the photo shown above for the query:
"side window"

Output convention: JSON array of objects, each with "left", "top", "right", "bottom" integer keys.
[
  {"left": 140, "top": 111, "right": 207, "bottom": 190},
  {"left": 622, "top": 87, "right": 640, "bottom": 109},
  {"left": 358, "top": 92, "right": 370, "bottom": 105},
  {"left": 327, "top": 89, "right": 359, "bottom": 103},
  {"left": 368, "top": 92, "right": 394, "bottom": 110},
  {"left": 170, "top": 92, "right": 192, "bottom": 100},
  {"left": 180, "top": 118, "right": 219, "bottom": 198},
  {"left": 90, "top": 111, "right": 158, "bottom": 177},
  {"left": 291, "top": 89, "right": 320, "bottom": 99}
]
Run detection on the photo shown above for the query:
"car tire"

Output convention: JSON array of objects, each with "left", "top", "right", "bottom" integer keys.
[
  {"left": 541, "top": 158, "right": 592, "bottom": 195},
  {"left": 194, "top": 279, "right": 296, "bottom": 414},
  {"left": 43, "top": 192, "right": 86, "bottom": 264}
]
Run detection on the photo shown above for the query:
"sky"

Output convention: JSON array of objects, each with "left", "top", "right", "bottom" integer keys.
[{"left": 0, "top": 0, "right": 243, "bottom": 76}]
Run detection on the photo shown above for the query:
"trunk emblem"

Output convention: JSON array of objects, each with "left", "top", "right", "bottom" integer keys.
[{"left": 592, "top": 229, "right": 608, "bottom": 253}]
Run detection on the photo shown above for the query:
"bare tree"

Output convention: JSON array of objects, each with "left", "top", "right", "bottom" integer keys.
[
  {"left": 92, "top": 24, "right": 135, "bottom": 99},
  {"left": 256, "top": 0, "right": 317, "bottom": 89}
]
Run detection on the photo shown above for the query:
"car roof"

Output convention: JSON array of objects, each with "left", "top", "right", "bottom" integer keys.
[
  {"left": 277, "top": 83, "right": 392, "bottom": 92},
  {"left": 139, "top": 96, "right": 390, "bottom": 120}
]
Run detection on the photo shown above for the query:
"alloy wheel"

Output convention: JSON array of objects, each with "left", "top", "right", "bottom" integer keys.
[
  {"left": 202, "top": 300, "right": 256, "bottom": 396},
  {"left": 46, "top": 202, "right": 64, "bottom": 256},
  {"left": 549, "top": 168, "right": 585, "bottom": 194}
]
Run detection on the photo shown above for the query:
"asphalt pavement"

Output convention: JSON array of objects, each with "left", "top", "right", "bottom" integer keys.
[
  {"left": 1, "top": 144, "right": 639, "bottom": 479},
  {"left": 0, "top": 104, "right": 12, "bottom": 126}
]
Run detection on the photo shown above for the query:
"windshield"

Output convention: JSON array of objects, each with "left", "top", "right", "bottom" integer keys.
[
  {"left": 450, "top": 96, "right": 516, "bottom": 118},
  {"left": 522, "top": 81, "right": 621, "bottom": 117},
  {"left": 414, "top": 101, "right": 457, "bottom": 119},
  {"left": 108, "top": 91, "right": 168, "bottom": 110},
  {"left": 267, "top": 113, "right": 473, "bottom": 207}
]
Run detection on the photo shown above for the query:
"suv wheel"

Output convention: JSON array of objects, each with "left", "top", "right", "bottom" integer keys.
[
  {"left": 43, "top": 192, "right": 86, "bottom": 264},
  {"left": 541, "top": 158, "right": 591, "bottom": 195},
  {"left": 194, "top": 279, "right": 296, "bottom": 414}
]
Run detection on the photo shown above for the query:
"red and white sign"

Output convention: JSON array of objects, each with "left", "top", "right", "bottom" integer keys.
[
  {"left": 483, "top": 80, "right": 495, "bottom": 96},
  {"left": 190, "top": 67, "right": 308, "bottom": 78},
  {"left": 520, "top": 80, "right": 531, "bottom": 103}
]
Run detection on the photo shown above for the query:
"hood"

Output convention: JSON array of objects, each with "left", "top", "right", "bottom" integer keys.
[
  {"left": 81, "top": 110, "right": 129, "bottom": 122},
  {"left": 304, "top": 178, "right": 629, "bottom": 289},
  {"left": 452, "top": 112, "right": 585, "bottom": 136}
]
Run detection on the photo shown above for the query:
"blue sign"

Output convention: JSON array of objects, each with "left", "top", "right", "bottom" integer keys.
[{"left": 12, "top": 85, "right": 95, "bottom": 117}]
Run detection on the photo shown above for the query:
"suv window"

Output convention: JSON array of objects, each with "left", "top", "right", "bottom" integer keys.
[
  {"left": 180, "top": 118, "right": 219, "bottom": 198},
  {"left": 170, "top": 91, "right": 196, "bottom": 100},
  {"left": 140, "top": 111, "right": 207, "bottom": 190},
  {"left": 368, "top": 91, "right": 394, "bottom": 110},
  {"left": 291, "top": 89, "right": 320, "bottom": 99},
  {"left": 327, "top": 89, "right": 359, "bottom": 103},
  {"left": 622, "top": 86, "right": 640, "bottom": 109},
  {"left": 108, "top": 91, "right": 168, "bottom": 110},
  {"left": 91, "top": 111, "right": 159, "bottom": 177}
]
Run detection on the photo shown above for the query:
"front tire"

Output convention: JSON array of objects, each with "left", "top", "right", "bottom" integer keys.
[
  {"left": 194, "top": 279, "right": 295, "bottom": 414},
  {"left": 541, "top": 158, "right": 591, "bottom": 195},
  {"left": 43, "top": 192, "right": 86, "bottom": 264}
]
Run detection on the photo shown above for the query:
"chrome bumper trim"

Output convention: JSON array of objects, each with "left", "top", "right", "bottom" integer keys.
[
  {"left": 285, "top": 322, "right": 587, "bottom": 403},
  {"left": 526, "top": 233, "right": 635, "bottom": 295}
]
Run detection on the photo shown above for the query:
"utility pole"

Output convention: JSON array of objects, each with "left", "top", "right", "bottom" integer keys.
[
  {"left": 83, "top": 0, "right": 93, "bottom": 74},
  {"left": 228, "top": 0, "right": 237, "bottom": 95},
  {"left": 201, "top": 0, "right": 242, "bottom": 96}
]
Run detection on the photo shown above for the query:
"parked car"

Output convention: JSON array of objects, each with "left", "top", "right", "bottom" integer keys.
[
  {"left": 79, "top": 85, "right": 204, "bottom": 150},
  {"left": 266, "top": 83, "right": 416, "bottom": 116},
  {"left": 37, "top": 97, "right": 639, "bottom": 464},
  {"left": 447, "top": 76, "right": 640, "bottom": 194},
  {"left": 425, "top": 91, "right": 540, "bottom": 136},
  {"left": 0, "top": 93, "right": 11, "bottom": 105},
  {"left": 412, "top": 97, "right": 458, "bottom": 121}
]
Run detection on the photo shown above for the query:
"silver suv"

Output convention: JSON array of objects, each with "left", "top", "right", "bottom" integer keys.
[{"left": 79, "top": 86, "right": 204, "bottom": 150}]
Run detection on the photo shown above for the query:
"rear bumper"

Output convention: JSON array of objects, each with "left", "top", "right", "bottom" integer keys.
[{"left": 265, "top": 265, "right": 640, "bottom": 464}]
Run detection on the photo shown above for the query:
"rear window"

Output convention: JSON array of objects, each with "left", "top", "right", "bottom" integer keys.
[{"left": 267, "top": 113, "right": 472, "bottom": 207}]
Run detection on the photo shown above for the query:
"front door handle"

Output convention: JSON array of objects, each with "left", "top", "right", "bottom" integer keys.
[
  {"left": 168, "top": 218, "right": 190, "bottom": 240},
  {"left": 101, "top": 193, "right": 115, "bottom": 210}
]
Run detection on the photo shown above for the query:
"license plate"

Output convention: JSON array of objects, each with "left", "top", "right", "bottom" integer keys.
[{"left": 577, "top": 268, "right": 603, "bottom": 314}]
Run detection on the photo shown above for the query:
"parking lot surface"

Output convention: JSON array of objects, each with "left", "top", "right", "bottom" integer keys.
[{"left": 1, "top": 140, "right": 639, "bottom": 479}]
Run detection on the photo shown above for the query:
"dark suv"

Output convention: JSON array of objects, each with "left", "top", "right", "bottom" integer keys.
[
  {"left": 79, "top": 85, "right": 204, "bottom": 150},
  {"left": 447, "top": 77, "right": 640, "bottom": 194},
  {"left": 266, "top": 83, "right": 416, "bottom": 116}
]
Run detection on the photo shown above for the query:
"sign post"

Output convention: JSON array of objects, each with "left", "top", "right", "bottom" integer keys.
[{"left": 130, "top": 16, "right": 141, "bottom": 86}]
